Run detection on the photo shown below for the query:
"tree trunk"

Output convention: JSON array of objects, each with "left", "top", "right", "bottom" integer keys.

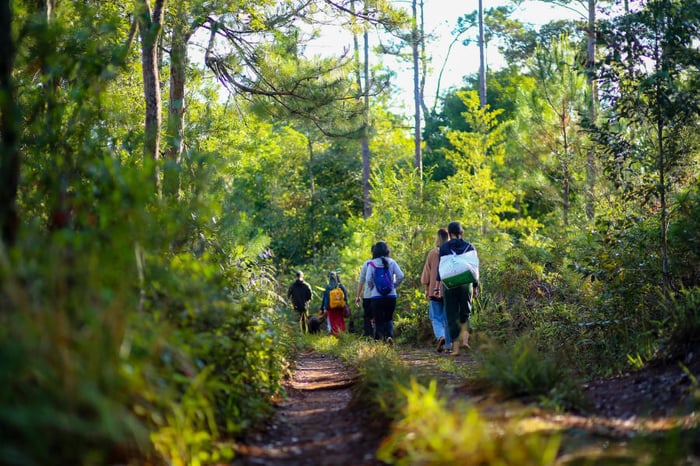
[
  {"left": 307, "top": 136, "right": 317, "bottom": 259},
  {"left": 585, "top": 0, "right": 597, "bottom": 220},
  {"left": 561, "top": 111, "right": 570, "bottom": 226},
  {"left": 418, "top": 0, "right": 428, "bottom": 118},
  {"left": 411, "top": 0, "right": 422, "bottom": 182},
  {"left": 136, "top": 0, "right": 166, "bottom": 193},
  {"left": 658, "top": 112, "right": 670, "bottom": 297},
  {"left": 351, "top": 0, "right": 371, "bottom": 219},
  {"left": 361, "top": 26, "right": 372, "bottom": 218},
  {"left": 165, "top": 1, "right": 189, "bottom": 198},
  {"left": 0, "top": 0, "right": 20, "bottom": 246},
  {"left": 477, "top": 0, "right": 487, "bottom": 108}
]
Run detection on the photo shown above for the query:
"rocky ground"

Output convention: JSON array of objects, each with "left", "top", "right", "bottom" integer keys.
[{"left": 232, "top": 344, "right": 700, "bottom": 465}]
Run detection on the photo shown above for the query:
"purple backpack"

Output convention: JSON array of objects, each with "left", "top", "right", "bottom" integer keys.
[{"left": 369, "top": 262, "right": 393, "bottom": 296}]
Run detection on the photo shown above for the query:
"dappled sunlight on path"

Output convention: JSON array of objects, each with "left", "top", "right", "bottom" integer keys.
[{"left": 233, "top": 351, "right": 388, "bottom": 466}]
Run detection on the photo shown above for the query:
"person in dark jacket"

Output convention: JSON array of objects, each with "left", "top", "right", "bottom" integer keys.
[
  {"left": 435, "top": 222, "right": 479, "bottom": 356},
  {"left": 287, "top": 270, "right": 313, "bottom": 333}
]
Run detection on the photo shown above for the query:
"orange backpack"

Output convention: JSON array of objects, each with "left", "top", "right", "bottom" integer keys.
[{"left": 328, "top": 286, "right": 345, "bottom": 309}]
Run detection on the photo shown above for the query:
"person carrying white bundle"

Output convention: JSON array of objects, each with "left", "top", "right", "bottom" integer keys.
[{"left": 435, "top": 221, "right": 480, "bottom": 356}]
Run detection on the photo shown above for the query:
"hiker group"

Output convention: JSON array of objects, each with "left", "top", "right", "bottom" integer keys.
[{"left": 287, "top": 221, "right": 479, "bottom": 354}]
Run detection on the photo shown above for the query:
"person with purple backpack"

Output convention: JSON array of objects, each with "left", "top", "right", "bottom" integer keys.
[{"left": 365, "top": 241, "right": 405, "bottom": 345}]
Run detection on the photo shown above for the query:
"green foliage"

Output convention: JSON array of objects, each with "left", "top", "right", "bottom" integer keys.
[
  {"left": 4, "top": 0, "right": 700, "bottom": 462},
  {"left": 512, "top": 35, "right": 590, "bottom": 227},
  {"left": 376, "top": 380, "right": 561, "bottom": 466},
  {"left": 312, "top": 335, "right": 564, "bottom": 465},
  {"left": 440, "top": 90, "right": 543, "bottom": 249},
  {"left": 0, "top": 203, "right": 291, "bottom": 465},
  {"left": 392, "top": 287, "right": 434, "bottom": 344},
  {"left": 594, "top": 0, "right": 700, "bottom": 294},
  {"left": 475, "top": 335, "right": 577, "bottom": 408},
  {"left": 658, "top": 288, "right": 700, "bottom": 359},
  {"left": 1, "top": 4, "right": 297, "bottom": 462},
  {"left": 0, "top": 243, "right": 147, "bottom": 466},
  {"left": 669, "top": 186, "right": 700, "bottom": 285},
  {"left": 424, "top": 69, "right": 536, "bottom": 182}
]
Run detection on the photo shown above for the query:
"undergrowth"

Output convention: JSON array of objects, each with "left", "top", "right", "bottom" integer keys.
[
  {"left": 474, "top": 335, "right": 580, "bottom": 410},
  {"left": 308, "top": 335, "right": 564, "bottom": 464},
  {"left": 376, "top": 380, "right": 561, "bottom": 466}
]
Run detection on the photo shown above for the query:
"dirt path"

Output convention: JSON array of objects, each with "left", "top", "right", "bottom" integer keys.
[{"left": 233, "top": 351, "right": 389, "bottom": 466}]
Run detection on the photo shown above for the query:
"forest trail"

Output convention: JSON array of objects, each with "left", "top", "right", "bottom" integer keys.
[
  {"left": 233, "top": 345, "right": 700, "bottom": 465},
  {"left": 232, "top": 351, "right": 389, "bottom": 465}
]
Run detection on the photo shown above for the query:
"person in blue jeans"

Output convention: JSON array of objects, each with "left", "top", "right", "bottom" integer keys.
[
  {"left": 365, "top": 241, "right": 405, "bottom": 345},
  {"left": 421, "top": 228, "right": 450, "bottom": 352}
]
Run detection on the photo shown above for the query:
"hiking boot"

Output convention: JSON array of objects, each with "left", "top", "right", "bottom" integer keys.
[
  {"left": 436, "top": 336, "right": 445, "bottom": 353},
  {"left": 386, "top": 337, "right": 394, "bottom": 347}
]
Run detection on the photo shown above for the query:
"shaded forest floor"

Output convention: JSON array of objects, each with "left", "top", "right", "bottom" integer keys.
[{"left": 233, "top": 343, "right": 700, "bottom": 465}]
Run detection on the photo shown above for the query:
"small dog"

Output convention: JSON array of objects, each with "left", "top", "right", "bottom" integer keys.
[{"left": 307, "top": 315, "right": 322, "bottom": 334}]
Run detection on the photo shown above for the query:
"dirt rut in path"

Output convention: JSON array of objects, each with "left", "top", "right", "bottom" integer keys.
[{"left": 233, "top": 351, "right": 389, "bottom": 466}]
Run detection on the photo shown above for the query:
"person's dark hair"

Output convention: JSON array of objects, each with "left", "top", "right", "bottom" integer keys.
[
  {"left": 295, "top": 270, "right": 303, "bottom": 278},
  {"left": 447, "top": 222, "right": 463, "bottom": 237},
  {"left": 373, "top": 241, "right": 390, "bottom": 269},
  {"left": 328, "top": 271, "right": 339, "bottom": 287},
  {"left": 437, "top": 228, "right": 448, "bottom": 242}
]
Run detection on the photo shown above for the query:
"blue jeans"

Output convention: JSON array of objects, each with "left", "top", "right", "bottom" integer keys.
[{"left": 429, "top": 299, "right": 451, "bottom": 347}]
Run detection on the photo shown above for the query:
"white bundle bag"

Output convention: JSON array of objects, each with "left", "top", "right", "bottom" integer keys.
[{"left": 438, "top": 249, "right": 479, "bottom": 289}]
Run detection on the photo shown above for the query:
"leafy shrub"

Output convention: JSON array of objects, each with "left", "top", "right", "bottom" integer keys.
[
  {"left": 481, "top": 247, "right": 547, "bottom": 336},
  {"left": 0, "top": 217, "right": 292, "bottom": 466},
  {"left": 0, "top": 246, "right": 148, "bottom": 466},
  {"left": 475, "top": 335, "right": 576, "bottom": 408},
  {"left": 393, "top": 287, "right": 434, "bottom": 346},
  {"left": 659, "top": 288, "right": 700, "bottom": 359},
  {"left": 376, "top": 379, "right": 561, "bottom": 465}
]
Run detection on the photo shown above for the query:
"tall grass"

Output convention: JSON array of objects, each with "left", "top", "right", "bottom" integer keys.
[
  {"left": 474, "top": 335, "right": 579, "bottom": 410},
  {"left": 377, "top": 380, "right": 561, "bottom": 465}
]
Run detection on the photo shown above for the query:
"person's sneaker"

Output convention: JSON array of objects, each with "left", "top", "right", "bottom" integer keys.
[
  {"left": 386, "top": 337, "right": 394, "bottom": 346},
  {"left": 436, "top": 336, "right": 445, "bottom": 353}
]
